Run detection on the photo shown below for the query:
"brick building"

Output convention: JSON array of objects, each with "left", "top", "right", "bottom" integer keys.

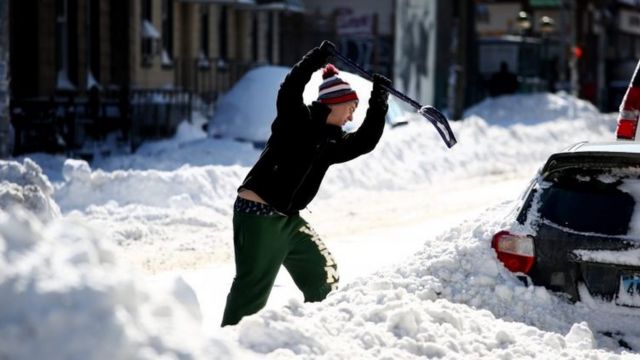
[{"left": 8, "top": 0, "right": 302, "bottom": 156}]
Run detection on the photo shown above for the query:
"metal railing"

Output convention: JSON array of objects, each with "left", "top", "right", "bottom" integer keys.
[
  {"left": 174, "top": 57, "right": 255, "bottom": 109},
  {"left": 10, "top": 90, "right": 131, "bottom": 155},
  {"left": 130, "top": 88, "right": 192, "bottom": 148},
  {"left": 8, "top": 57, "right": 260, "bottom": 156}
]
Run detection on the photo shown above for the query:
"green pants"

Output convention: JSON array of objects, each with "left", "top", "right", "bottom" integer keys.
[{"left": 221, "top": 210, "right": 339, "bottom": 326}]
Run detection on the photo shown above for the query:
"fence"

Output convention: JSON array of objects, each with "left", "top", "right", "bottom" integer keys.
[
  {"left": 174, "top": 57, "right": 254, "bottom": 114},
  {"left": 130, "top": 88, "right": 192, "bottom": 149},
  {"left": 9, "top": 57, "right": 257, "bottom": 156},
  {"left": 10, "top": 90, "right": 130, "bottom": 155}
]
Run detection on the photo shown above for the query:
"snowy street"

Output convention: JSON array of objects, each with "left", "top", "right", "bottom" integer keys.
[{"left": 181, "top": 173, "right": 530, "bottom": 332}]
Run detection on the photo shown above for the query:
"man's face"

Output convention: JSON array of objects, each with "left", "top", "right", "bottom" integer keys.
[{"left": 326, "top": 100, "right": 358, "bottom": 127}]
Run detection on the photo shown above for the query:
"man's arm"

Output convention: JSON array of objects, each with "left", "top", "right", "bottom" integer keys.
[
  {"left": 276, "top": 44, "right": 331, "bottom": 118},
  {"left": 328, "top": 74, "right": 390, "bottom": 164}
]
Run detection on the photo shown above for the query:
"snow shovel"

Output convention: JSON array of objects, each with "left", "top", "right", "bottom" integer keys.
[{"left": 322, "top": 41, "right": 458, "bottom": 148}]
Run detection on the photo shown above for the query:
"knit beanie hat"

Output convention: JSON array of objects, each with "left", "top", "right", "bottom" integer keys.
[{"left": 317, "top": 64, "right": 359, "bottom": 105}]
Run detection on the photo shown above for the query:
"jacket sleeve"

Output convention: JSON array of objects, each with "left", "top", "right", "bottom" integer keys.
[
  {"left": 275, "top": 47, "right": 327, "bottom": 120},
  {"left": 327, "top": 93, "right": 388, "bottom": 164}
]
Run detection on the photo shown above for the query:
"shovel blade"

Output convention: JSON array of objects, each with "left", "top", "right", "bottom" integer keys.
[{"left": 418, "top": 106, "right": 458, "bottom": 148}]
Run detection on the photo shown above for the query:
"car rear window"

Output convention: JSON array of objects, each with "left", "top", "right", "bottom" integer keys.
[
  {"left": 538, "top": 176, "right": 634, "bottom": 235},
  {"left": 524, "top": 169, "right": 640, "bottom": 236}
]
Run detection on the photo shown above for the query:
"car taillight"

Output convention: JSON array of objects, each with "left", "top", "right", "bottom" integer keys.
[
  {"left": 491, "top": 231, "right": 535, "bottom": 274},
  {"left": 616, "top": 61, "right": 640, "bottom": 140},
  {"left": 617, "top": 111, "right": 639, "bottom": 140}
]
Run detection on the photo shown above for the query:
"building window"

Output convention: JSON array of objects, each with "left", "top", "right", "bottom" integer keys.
[
  {"left": 141, "top": 0, "right": 154, "bottom": 67},
  {"left": 219, "top": 6, "right": 228, "bottom": 62},
  {"left": 56, "top": 0, "right": 75, "bottom": 90},
  {"left": 161, "top": 0, "right": 174, "bottom": 67},
  {"left": 199, "top": 5, "right": 210, "bottom": 68},
  {"left": 267, "top": 12, "right": 274, "bottom": 63},
  {"left": 88, "top": 0, "right": 100, "bottom": 87},
  {"left": 252, "top": 13, "right": 258, "bottom": 62},
  {"left": 618, "top": 34, "right": 632, "bottom": 60},
  {"left": 476, "top": 4, "right": 490, "bottom": 24}
]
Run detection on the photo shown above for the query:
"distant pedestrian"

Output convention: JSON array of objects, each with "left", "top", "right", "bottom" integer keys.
[
  {"left": 221, "top": 41, "right": 391, "bottom": 326},
  {"left": 489, "top": 61, "right": 518, "bottom": 97}
]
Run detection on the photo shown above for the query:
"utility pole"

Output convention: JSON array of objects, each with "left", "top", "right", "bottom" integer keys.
[
  {"left": 450, "top": 0, "right": 471, "bottom": 120},
  {"left": 593, "top": 4, "right": 608, "bottom": 110},
  {"left": 0, "top": 0, "right": 9, "bottom": 158},
  {"left": 568, "top": 0, "right": 579, "bottom": 98}
]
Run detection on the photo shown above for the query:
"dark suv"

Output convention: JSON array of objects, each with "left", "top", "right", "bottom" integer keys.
[{"left": 493, "top": 141, "right": 640, "bottom": 306}]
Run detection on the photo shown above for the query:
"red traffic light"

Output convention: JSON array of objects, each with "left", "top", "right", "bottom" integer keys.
[{"left": 572, "top": 46, "right": 583, "bottom": 59}]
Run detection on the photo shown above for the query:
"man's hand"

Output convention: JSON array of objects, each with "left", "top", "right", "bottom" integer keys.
[
  {"left": 371, "top": 74, "right": 391, "bottom": 104},
  {"left": 303, "top": 42, "right": 333, "bottom": 68},
  {"left": 317, "top": 40, "right": 336, "bottom": 64},
  {"left": 319, "top": 41, "right": 336, "bottom": 55}
]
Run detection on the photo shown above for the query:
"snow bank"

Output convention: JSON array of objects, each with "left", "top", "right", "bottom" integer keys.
[
  {"left": 0, "top": 207, "right": 244, "bottom": 359},
  {"left": 208, "top": 65, "right": 404, "bottom": 143},
  {"left": 208, "top": 66, "right": 288, "bottom": 142},
  {"left": 54, "top": 159, "right": 245, "bottom": 261},
  {"left": 0, "top": 158, "right": 60, "bottom": 222},
  {"left": 228, "top": 201, "right": 640, "bottom": 358},
  {"left": 58, "top": 159, "right": 243, "bottom": 213},
  {"left": 44, "top": 93, "right": 618, "bottom": 269},
  {"left": 464, "top": 92, "right": 602, "bottom": 125}
]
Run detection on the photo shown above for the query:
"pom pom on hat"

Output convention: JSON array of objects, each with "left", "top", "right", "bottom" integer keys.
[
  {"left": 318, "top": 63, "right": 358, "bottom": 105},
  {"left": 322, "top": 64, "right": 339, "bottom": 79}
]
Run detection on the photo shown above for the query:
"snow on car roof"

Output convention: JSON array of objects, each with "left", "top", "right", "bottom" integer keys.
[
  {"left": 542, "top": 142, "right": 640, "bottom": 175},
  {"left": 563, "top": 141, "right": 640, "bottom": 154}
]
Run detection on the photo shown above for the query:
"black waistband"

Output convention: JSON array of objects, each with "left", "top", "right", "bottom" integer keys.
[{"left": 234, "top": 197, "right": 279, "bottom": 216}]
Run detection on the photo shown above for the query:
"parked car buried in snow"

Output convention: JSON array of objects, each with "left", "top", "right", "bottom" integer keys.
[{"left": 493, "top": 141, "right": 640, "bottom": 306}]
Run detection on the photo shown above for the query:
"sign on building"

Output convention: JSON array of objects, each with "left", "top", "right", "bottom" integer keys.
[{"left": 619, "top": 9, "right": 640, "bottom": 36}]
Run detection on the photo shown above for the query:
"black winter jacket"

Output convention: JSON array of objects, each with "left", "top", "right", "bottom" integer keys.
[{"left": 239, "top": 47, "right": 389, "bottom": 215}]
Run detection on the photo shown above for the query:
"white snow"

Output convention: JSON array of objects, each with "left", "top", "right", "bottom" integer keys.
[
  {"left": 4, "top": 71, "right": 640, "bottom": 359},
  {"left": 209, "top": 66, "right": 405, "bottom": 142},
  {"left": 141, "top": 19, "right": 160, "bottom": 39},
  {"left": 0, "top": 208, "right": 237, "bottom": 360},
  {"left": 0, "top": 158, "right": 60, "bottom": 222}
]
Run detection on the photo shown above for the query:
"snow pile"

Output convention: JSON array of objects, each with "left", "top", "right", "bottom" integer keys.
[
  {"left": 0, "top": 158, "right": 60, "bottom": 222},
  {"left": 228, "top": 202, "right": 640, "bottom": 358},
  {"left": 97, "top": 136, "right": 258, "bottom": 173},
  {"left": 208, "top": 65, "right": 404, "bottom": 142},
  {"left": 208, "top": 66, "right": 289, "bottom": 142},
  {"left": 133, "top": 112, "right": 209, "bottom": 156},
  {"left": 58, "top": 159, "right": 243, "bottom": 213},
  {"left": 464, "top": 92, "right": 602, "bottom": 125},
  {"left": 39, "top": 93, "right": 617, "bottom": 271},
  {"left": 0, "top": 208, "right": 243, "bottom": 359},
  {"left": 54, "top": 159, "right": 246, "bottom": 265}
]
